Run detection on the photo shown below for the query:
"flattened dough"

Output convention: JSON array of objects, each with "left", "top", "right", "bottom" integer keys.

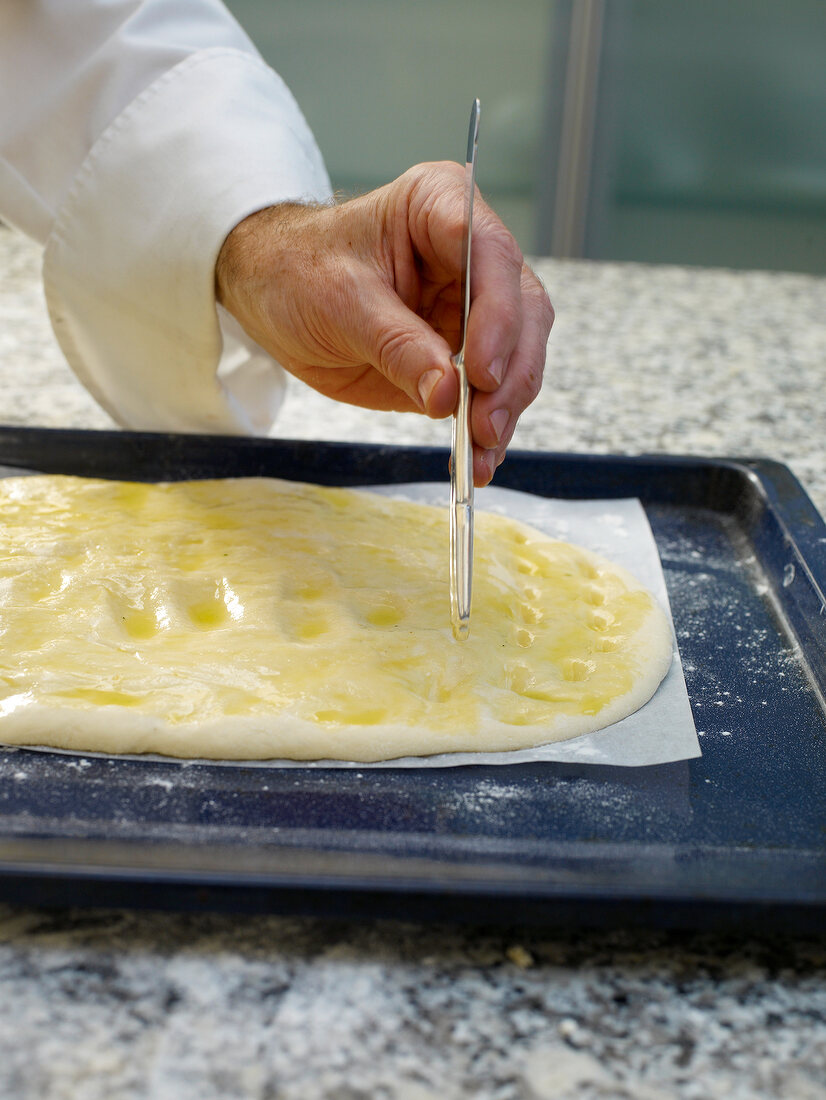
[{"left": 0, "top": 475, "right": 673, "bottom": 761}]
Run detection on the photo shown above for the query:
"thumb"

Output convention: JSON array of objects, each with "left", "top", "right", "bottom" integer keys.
[{"left": 359, "top": 284, "right": 458, "bottom": 418}]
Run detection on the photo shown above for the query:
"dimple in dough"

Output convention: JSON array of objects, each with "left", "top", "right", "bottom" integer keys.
[{"left": 0, "top": 475, "right": 673, "bottom": 761}]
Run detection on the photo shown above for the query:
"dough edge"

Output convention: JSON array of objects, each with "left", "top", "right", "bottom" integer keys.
[
  {"left": 0, "top": 599, "right": 674, "bottom": 763},
  {"left": 0, "top": 477, "right": 675, "bottom": 762}
]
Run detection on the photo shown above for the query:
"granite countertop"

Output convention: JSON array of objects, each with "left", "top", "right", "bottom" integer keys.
[{"left": 1, "top": 228, "right": 825, "bottom": 1100}]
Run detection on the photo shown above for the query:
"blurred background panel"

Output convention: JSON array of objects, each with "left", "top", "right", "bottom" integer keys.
[
  {"left": 559, "top": 0, "right": 826, "bottom": 273},
  {"left": 225, "top": 0, "right": 553, "bottom": 252},
  {"left": 227, "top": 0, "right": 826, "bottom": 273}
]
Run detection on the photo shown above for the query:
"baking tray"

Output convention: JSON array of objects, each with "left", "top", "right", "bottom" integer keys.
[{"left": 0, "top": 426, "right": 824, "bottom": 932}]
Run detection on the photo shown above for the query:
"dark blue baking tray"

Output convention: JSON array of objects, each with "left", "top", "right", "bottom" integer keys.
[{"left": 0, "top": 426, "right": 824, "bottom": 932}]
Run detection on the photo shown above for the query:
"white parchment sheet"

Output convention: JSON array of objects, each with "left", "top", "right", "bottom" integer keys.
[{"left": 11, "top": 482, "right": 699, "bottom": 770}]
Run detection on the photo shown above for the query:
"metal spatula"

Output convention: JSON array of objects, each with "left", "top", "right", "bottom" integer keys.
[{"left": 449, "top": 98, "right": 480, "bottom": 642}]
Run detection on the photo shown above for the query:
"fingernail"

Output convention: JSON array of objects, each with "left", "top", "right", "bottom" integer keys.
[
  {"left": 418, "top": 368, "right": 442, "bottom": 410},
  {"left": 480, "top": 450, "right": 496, "bottom": 483},
  {"left": 490, "top": 408, "right": 509, "bottom": 443},
  {"left": 488, "top": 357, "right": 505, "bottom": 386}
]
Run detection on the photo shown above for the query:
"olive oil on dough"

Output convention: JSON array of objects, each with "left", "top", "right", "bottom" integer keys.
[{"left": 0, "top": 476, "right": 672, "bottom": 761}]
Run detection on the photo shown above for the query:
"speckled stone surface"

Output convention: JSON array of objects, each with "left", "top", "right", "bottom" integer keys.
[{"left": 1, "top": 228, "right": 825, "bottom": 1100}]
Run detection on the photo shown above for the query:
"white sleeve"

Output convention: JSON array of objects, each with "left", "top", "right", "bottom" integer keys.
[{"left": 0, "top": 0, "right": 332, "bottom": 435}]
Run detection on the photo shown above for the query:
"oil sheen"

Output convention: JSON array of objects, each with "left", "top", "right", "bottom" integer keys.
[{"left": 0, "top": 475, "right": 672, "bottom": 760}]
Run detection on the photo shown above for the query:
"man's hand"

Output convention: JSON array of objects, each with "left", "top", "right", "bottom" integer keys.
[{"left": 215, "top": 162, "right": 553, "bottom": 486}]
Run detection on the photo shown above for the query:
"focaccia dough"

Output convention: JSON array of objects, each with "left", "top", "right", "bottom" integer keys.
[{"left": 0, "top": 475, "right": 672, "bottom": 761}]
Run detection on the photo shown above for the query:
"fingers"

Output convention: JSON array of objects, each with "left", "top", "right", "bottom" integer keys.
[
  {"left": 403, "top": 167, "right": 526, "bottom": 388},
  {"left": 417, "top": 180, "right": 551, "bottom": 485},
  {"left": 384, "top": 172, "right": 553, "bottom": 484},
  {"left": 355, "top": 281, "right": 459, "bottom": 417},
  {"left": 470, "top": 264, "right": 553, "bottom": 486},
  {"left": 463, "top": 204, "right": 526, "bottom": 394}
]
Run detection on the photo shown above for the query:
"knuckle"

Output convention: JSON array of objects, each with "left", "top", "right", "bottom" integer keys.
[
  {"left": 404, "top": 162, "right": 466, "bottom": 210},
  {"left": 503, "top": 232, "right": 525, "bottom": 272},
  {"left": 527, "top": 364, "right": 544, "bottom": 402},
  {"left": 482, "top": 214, "right": 524, "bottom": 271},
  {"left": 524, "top": 266, "right": 555, "bottom": 335},
  {"left": 517, "top": 358, "right": 545, "bottom": 406}
]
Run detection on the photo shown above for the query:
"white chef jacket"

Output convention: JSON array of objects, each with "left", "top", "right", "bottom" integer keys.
[{"left": 0, "top": 0, "right": 332, "bottom": 434}]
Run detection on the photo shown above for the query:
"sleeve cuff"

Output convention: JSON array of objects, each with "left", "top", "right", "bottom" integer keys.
[{"left": 43, "top": 47, "right": 332, "bottom": 436}]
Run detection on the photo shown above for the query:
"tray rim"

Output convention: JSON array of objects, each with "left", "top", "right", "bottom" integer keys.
[
  {"left": 0, "top": 426, "right": 824, "bottom": 930},
  {"left": 0, "top": 421, "right": 821, "bottom": 509},
  {"left": 0, "top": 833, "right": 824, "bottom": 933}
]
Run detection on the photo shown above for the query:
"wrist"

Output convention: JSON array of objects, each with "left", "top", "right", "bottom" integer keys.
[{"left": 215, "top": 202, "right": 321, "bottom": 314}]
